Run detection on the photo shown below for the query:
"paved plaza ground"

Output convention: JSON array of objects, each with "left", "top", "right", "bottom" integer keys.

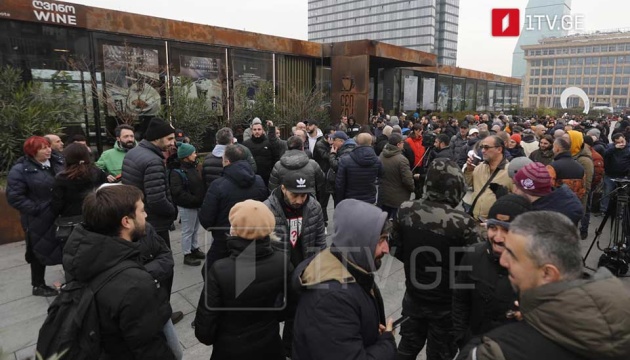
[{"left": 1, "top": 203, "right": 628, "bottom": 360}]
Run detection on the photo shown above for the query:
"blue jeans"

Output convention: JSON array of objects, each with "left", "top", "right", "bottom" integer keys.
[
  {"left": 179, "top": 207, "right": 200, "bottom": 255},
  {"left": 600, "top": 176, "right": 616, "bottom": 214},
  {"left": 163, "top": 319, "right": 183, "bottom": 359}
]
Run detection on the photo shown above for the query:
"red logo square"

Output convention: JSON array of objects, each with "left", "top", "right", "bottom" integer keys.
[{"left": 492, "top": 8, "right": 520, "bottom": 37}]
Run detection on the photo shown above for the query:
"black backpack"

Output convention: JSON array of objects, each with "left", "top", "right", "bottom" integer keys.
[{"left": 36, "top": 260, "right": 141, "bottom": 360}]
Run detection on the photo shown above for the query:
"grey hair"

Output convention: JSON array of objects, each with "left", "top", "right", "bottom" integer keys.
[
  {"left": 586, "top": 128, "right": 601, "bottom": 138},
  {"left": 509, "top": 211, "right": 583, "bottom": 281},
  {"left": 554, "top": 137, "right": 571, "bottom": 152}
]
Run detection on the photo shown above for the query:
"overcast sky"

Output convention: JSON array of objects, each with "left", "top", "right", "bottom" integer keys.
[{"left": 63, "top": 0, "right": 629, "bottom": 77}]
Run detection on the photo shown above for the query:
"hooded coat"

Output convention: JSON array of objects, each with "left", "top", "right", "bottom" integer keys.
[
  {"left": 392, "top": 158, "right": 478, "bottom": 308},
  {"left": 378, "top": 143, "right": 414, "bottom": 208},
  {"left": 7, "top": 155, "right": 65, "bottom": 265},
  {"left": 291, "top": 199, "right": 396, "bottom": 360},
  {"left": 268, "top": 149, "right": 326, "bottom": 198},
  {"left": 202, "top": 144, "right": 257, "bottom": 188},
  {"left": 335, "top": 146, "right": 383, "bottom": 205},
  {"left": 62, "top": 225, "right": 174, "bottom": 360},
  {"left": 198, "top": 160, "right": 269, "bottom": 243},
  {"left": 194, "top": 236, "right": 287, "bottom": 360},
  {"left": 461, "top": 268, "right": 630, "bottom": 360},
  {"left": 531, "top": 184, "right": 584, "bottom": 226}
]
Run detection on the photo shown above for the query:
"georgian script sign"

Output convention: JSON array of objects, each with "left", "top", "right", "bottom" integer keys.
[{"left": 0, "top": 0, "right": 86, "bottom": 28}]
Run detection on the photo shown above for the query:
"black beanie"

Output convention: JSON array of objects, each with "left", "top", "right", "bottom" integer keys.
[
  {"left": 487, "top": 194, "right": 532, "bottom": 229},
  {"left": 144, "top": 118, "right": 174, "bottom": 141}
]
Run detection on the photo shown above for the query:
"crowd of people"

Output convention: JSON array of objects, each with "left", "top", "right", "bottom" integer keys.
[{"left": 6, "top": 110, "right": 630, "bottom": 359}]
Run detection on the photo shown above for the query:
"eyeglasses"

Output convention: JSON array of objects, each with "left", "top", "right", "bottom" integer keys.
[{"left": 479, "top": 145, "right": 499, "bottom": 150}]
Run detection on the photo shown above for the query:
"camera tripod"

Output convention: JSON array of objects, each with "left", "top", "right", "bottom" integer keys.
[{"left": 582, "top": 179, "right": 630, "bottom": 276}]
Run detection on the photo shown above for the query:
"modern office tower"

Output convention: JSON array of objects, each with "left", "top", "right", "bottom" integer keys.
[
  {"left": 308, "top": 0, "right": 459, "bottom": 66},
  {"left": 512, "top": 0, "right": 572, "bottom": 104},
  {"left": 522, "top": 30, "right": 630, "bottom": 110}
]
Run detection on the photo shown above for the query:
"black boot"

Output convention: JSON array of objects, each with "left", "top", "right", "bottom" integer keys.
[
  {"left": 184, "top": 254, "right": 202, "bottom": 266},
  {"left": 32, "top": 284, "right": 59, "bottom": 297}
]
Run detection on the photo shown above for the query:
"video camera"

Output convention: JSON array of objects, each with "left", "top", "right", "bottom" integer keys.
[{"left": 422, "top": 131, "right": 437, "bottom": 148}]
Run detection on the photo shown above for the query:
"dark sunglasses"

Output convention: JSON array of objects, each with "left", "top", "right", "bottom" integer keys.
[{"left": 479, "top": 145, "right": 498, "bottom": 150}]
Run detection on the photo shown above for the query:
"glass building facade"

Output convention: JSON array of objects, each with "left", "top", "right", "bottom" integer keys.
[{"left": 308, "top": 0, "right": 459, "bottom": 65}]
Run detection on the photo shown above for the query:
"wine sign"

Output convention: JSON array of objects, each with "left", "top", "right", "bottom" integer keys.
[{"left": 0, "top": 0, "right": 86, "bottom": 28}]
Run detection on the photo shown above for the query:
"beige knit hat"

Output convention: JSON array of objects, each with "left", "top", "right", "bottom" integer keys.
[{"left": 229, "top": 200, "right": 276, "bottom": 240}]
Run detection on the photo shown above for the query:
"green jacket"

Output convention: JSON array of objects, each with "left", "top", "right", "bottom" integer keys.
[{"left": 96, "top": 141, "right": 136, "bottom": 176}]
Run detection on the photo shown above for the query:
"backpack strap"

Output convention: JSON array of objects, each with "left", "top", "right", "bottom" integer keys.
[{"left": 89, "top": 260, "right": 141, "bottom": 294}]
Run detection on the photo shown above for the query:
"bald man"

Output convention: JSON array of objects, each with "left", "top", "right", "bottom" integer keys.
[
  {"left": 334, "top": 133, "right": 383, "bottom": 205},
  {"left": 44, "top": 134, "right": 65, "bottom": 163}
]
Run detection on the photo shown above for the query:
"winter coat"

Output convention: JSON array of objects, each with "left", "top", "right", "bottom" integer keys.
[
  {"left": 95, "top": 141, "right": 136, "bottom": 177},
  {"left": 603, "top": 143, "right": 630, "bottom": 177},
  {"left": 202, "top": 144, "right": 258, "bottom": 188},
  {"left": 405, "top": 136, "right": 425, "bottom": 168},
  {"left": 242, "top": 128, "right": 280, "bottom": 185},
  {"left": 374, "top": 134, "right": 388, "bottom": 156},
  {"left": 292, "top": 250, "right": 395, "bottom": 360},
  {"left": 198, "top": 160, "right": 269, "bottom": 243},
  {"left": 378, "top": 144, "right": 414, "bottom": 208},
  {"left": 506, "top": 146, "right": 525, "bottom": 159},
  {"left": 392, "top": 164, "right": 478, "bottom": 308},
  {"left": 521, "top": 139, "right": 539, "bottom": 157},
  {"left": 268, "top": 150, "right": 326, "bottom": 199},
  {"left": 312, "top": 136, "right": 332, "bottom": 175},
  {"left": 460, "top": 267, "right": 630, "bottom": 360},
  {"left": 532, "top": 184, "right": 584, "bottom": 225},
  {"left": 62, "top": 225, "right": 175, "bottom": 360},
  {"left": 590, "top": 146, "right": 605, "bottom": 188},
  {"left": 121, "top": 140, "right": 178, "bottom": 231},
  {"left": 529, "top": 148, "right": 554, "bottom": 166},
  {"left": 452, "top": 242, "right": 517, "bottom": 348},
  {"left": 434, "top": 145, "right": 457, "bottom": 162},
  {"left": 346, "top": 122, "right": 361, "bottom": 138},
  {"left": 264, "top": 190, "right": 326, "bottom": 260},
  {"left": 463, "top": 158, "right": 513, "bottom": 221},
  {"left": 335, "top": 146, "right": 383, "bottom": 205},
  {"left": 194, "top": 236, "right": 286, "bottom": 360},
  {"left": 7, "top": 156, "right": 65, "bottom": 265},
  {"left": 328, "top": 139, "right": 356, "bottom": 172},
  {"left": 169, "top": 161, "right": 205, "bottom": 209},
  {"left": 137, "top": 223, "right": 174, "bottom": 286},
  {"left": 51, "top": 167, "right": 108, "bottom": 217},
  {"left": 458, "top": 137, "right": 480, "bottom": 168},
  {"left": 548, "top": 152, "right": 586, "bottom": 201},
  {"left": 450, "top": 133, "right": 468, "bottom": 165}
]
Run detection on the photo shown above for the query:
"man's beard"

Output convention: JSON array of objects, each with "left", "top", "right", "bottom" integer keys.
[
  {"left": 121, "top": 141, "right": 135, "bottom": 150},
  {"left": 283, "top": 193, "right": 304, "bottom": 209},
  {"left": 308, "top": 128, "right": 316, "bottom": 135},
  {"left": 131, "top": 224, "right": 146, "bottom": 242}
]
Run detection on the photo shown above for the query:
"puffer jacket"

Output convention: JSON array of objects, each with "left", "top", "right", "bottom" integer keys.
[
  {"left": 529, "top": 148, "right": 554, "bottom": 166},
  {"left": 548, "top": 152, "right": 586, "bottom": 202},
  {"left": 335, "top": 146, "right": 383, "bottom": 204},
  {"left": 451, "top": 133, "right": 468, "bottom": 165},
  {"left": 312, "top": 136, "right": 332, "bottom": 174},
  {"left": 62, "top": 225, "right": 174, "bottom": 360},
  {"left": 121, "top": 140, "right": 178, "bottom": 231},
  {"left": 242, "top": 128, "right": 280, "bottom": 185},
  {"left": 405, "top": 136, "right": 425, "bottom": 168},
  {"left": 202, "top": 144, "right": 258, "bottom": 188},
  {"left": 198, "top": 160, "right": 269, "bottom": 242},
  {"left": 194, "top": 236, "right": 286, "bottom": 360},
  {"left": 460, "top": 267, "right": 630, "bottom": 360},
  {"left": 264, "top": 189, "right": 326, "bottom": 260},
  {"left": 7, "top": 156, "right": 64, "bottom": 265},
  {"left": 268, "top": 150, "right": 325, "bottom": 198},
  {"left": 169, "top": 160, "right": 205, "bottom": 209},
  {"left": 378, "top": 144, "right": 414, "bottom": 208}
]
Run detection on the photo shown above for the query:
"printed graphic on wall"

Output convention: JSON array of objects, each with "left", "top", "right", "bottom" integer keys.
[
  {"left": 178, "top": 55, "right": 224, "bottom": 115},
  {"left": 103, "top": 44, "right": 161, "bottom": 118}
]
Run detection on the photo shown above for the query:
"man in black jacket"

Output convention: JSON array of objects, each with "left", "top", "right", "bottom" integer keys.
[
  {"left": 62, "top": 185, "right": 175, "bottom": 359},
  {"left": 312, "top": 127, "right": 336, "bottom": 225},
  {"left": 433, "top": 133, "right": 457, "bottom": 161},
  {"left": 391, "top": 158, "right": 478, "bottom": 360},
  {"left": 292, "top": 199, "right": 396, "bottom": 360},
  {"left": 243, "top": 120, "right": 281, "bottom": 186},
  {"left": 202, "top": 127, "right": 257, "bottom": 189},
  {"left": 198, "top": 145, "right": 269, "bottom": 272},
  {"left": 452, "top": 195, "right": 532, "bottom": 350},
  {"left": 335, "top": 133, "right": 383, "bottom": 205},
  {"left": 122, "top": 117, "right": 178, "bottom": 247}
]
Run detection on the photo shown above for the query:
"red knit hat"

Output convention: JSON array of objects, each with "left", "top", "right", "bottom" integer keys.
[
  {"left": 513, "top": 162, "right": 552, "bottom": 196},
  {"left": 510, "top": 134, "right": 521, "bottom": 146}
]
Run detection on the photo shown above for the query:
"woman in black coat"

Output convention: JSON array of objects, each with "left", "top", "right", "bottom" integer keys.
[
  {"left": 6, "top": 136, "right": 65, "bottom": 297},
  {"left": 51, "top": 143, "right": 107, "bottom": 218},
  {"left": 194, "top": 200, "right": 287, "bottom": 360}
]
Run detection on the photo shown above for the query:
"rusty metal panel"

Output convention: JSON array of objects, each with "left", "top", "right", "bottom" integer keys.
[
  {"left": 331, "top": 55, "right": 370, "bottom": 124},
  {"left": 422, "top": 66, "right": 521, "bottom": 85}
]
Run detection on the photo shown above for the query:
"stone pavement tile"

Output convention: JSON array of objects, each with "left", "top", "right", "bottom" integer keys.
[
  {"left": 1, "top": 351, "right": 16, "bottom": 360},
  {"left": 170, "top": 291, "right": 195, "bottom": 316},
  {"left": 0, "top": 293, "right": 48, "bottom": 330},
  {"left": 178, "top": 283, "right": 203, "bottom": 310},
  {"left": 0, "top": 265, "right": 33, "bottom": 306},
  {"left": 0, "top": 314, "right": 46, "bottom": 354},
  {"left": 173, "top": 312, "right": 199, "bottom": 350},
  {"left": 182, "top": 342, "right": 212, "bottom": 360},
  {"left": 14, "top": 344, "right": 35, "bottom": 360},
  {"left": 171, "top": 256, "right": 205, "bottom": 293},
  {"left": 0, "top": 242, "right": 27, "bottom": 272}
]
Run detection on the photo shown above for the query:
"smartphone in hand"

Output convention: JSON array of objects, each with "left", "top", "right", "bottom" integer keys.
[{"left": 393, "top": 316, "right": 410, "bottom": 329}]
